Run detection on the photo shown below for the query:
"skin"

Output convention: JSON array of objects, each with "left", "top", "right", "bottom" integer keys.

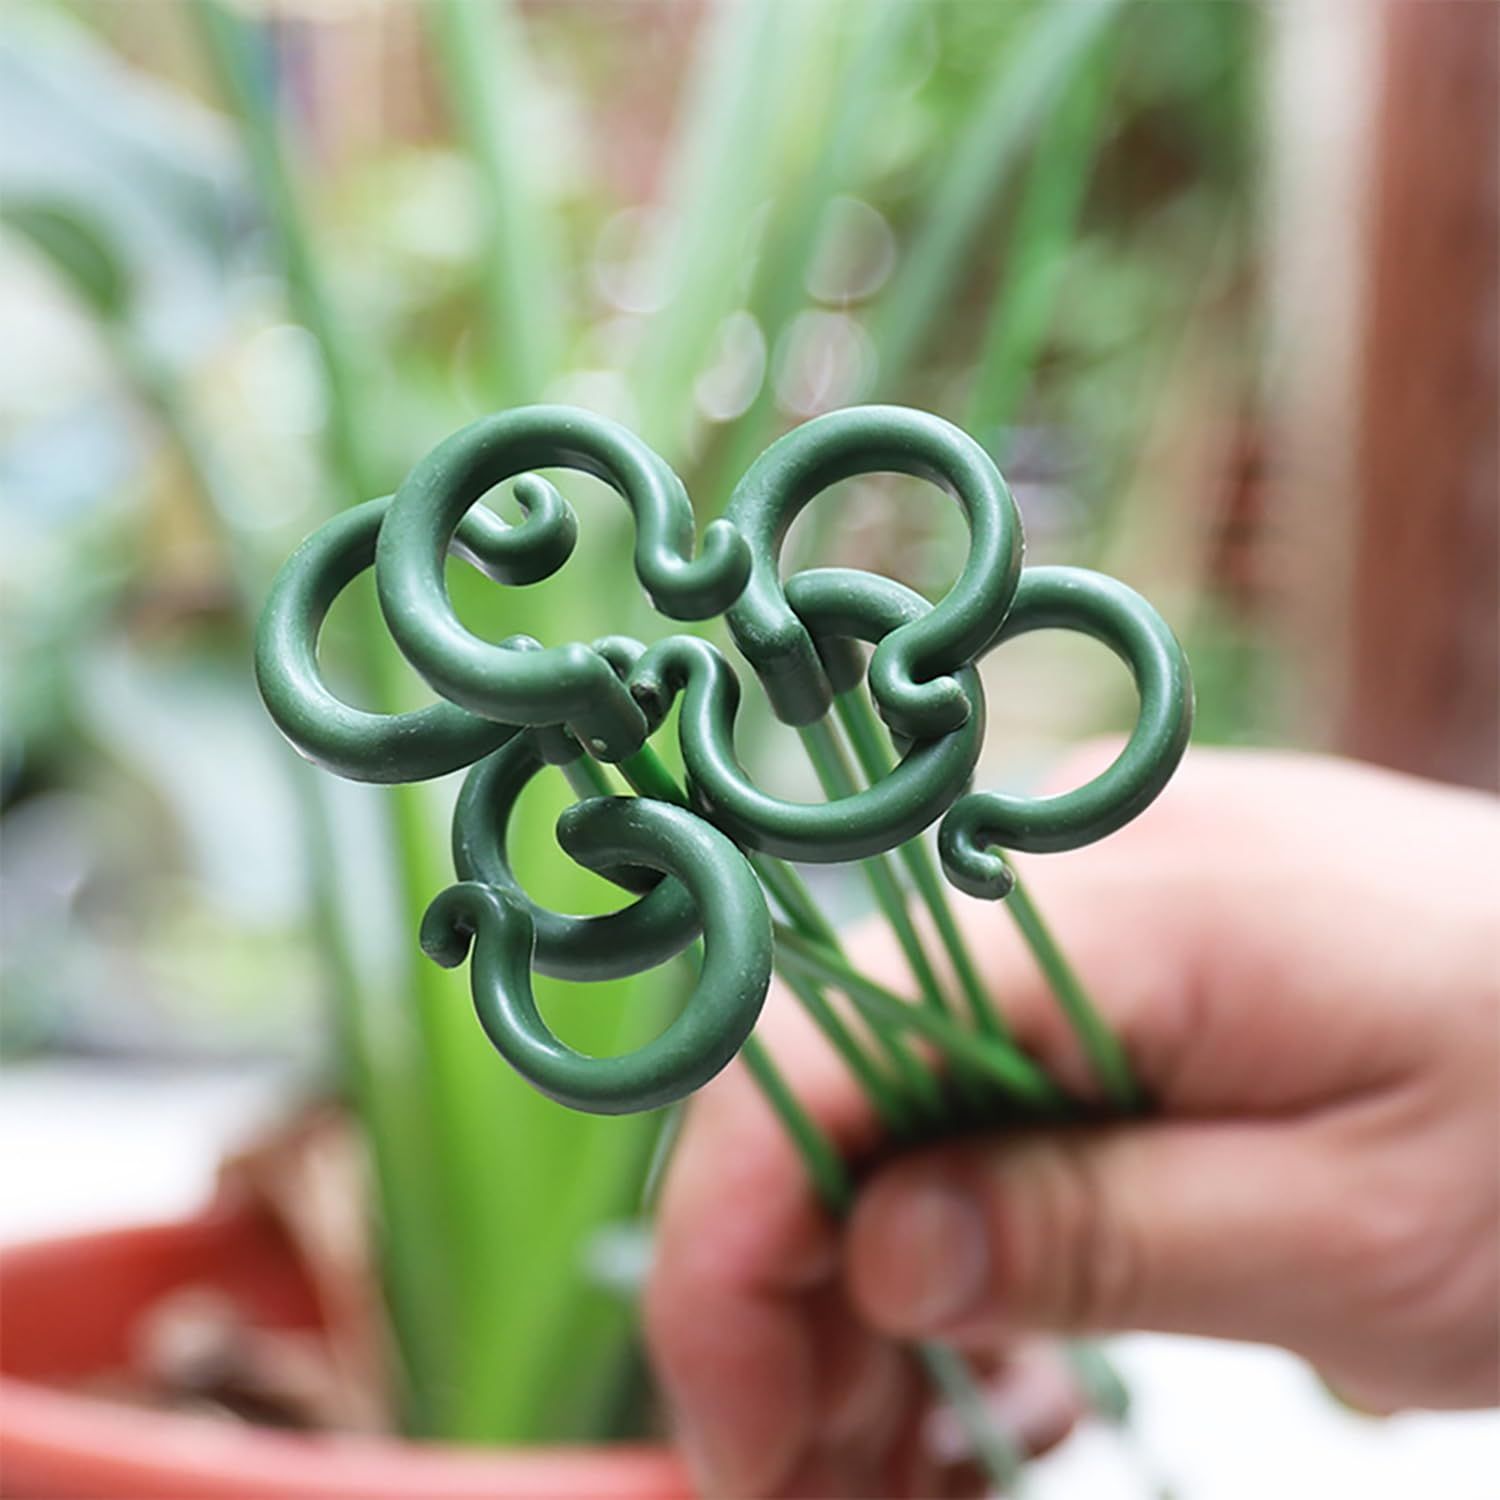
[{"left": 645, "top": 749, "right": 1500, "bottom": 1498}]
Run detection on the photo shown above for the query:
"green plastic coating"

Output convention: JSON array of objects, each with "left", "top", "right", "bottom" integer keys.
[
  {"left": 940, "top": 565, "right": 1193, "bottom": 897},
  {"left": 451, "top": 735, "right": 701, "bottom": 982},
  {"left": 375, "top": 405, "right": 750, "bottom": 761},
  {"left": 724, "top": 405, "right": 1022, "bottom": 734},
  {"left": 631, "top": 570, "right": 985, "bottom": 862},
  {"left": 252, "top": 401, "right": 1194, "bottom": 1119},
  {"left": 423, "top": 797, "right": 771, "bottom": 1115},
  {"left": 254, "top": 496, "right": 519, "bottom": 782}
]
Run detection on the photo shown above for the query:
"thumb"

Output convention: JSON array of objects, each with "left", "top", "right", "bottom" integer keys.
[{"left": 845, "top": 1118, "right": 1354, "bottom": 1352}]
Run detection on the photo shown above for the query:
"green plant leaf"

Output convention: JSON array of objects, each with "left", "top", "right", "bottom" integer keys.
[{"left": 5, "top": 199, "right": 131, "bottom": 320}]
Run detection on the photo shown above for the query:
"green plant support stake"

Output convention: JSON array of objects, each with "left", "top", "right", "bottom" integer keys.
[
  {"left": 938, "top": 564, "right": 1194, "bottom": 889},
  {"left": 724, "top": 405, "right": 1022, "bottom": 736},
  {"left": 629, "top": 569, "right": 988, "bottom": 863},
  {"left": 253, "top": 400, "right": 1193, "bottom": 1484},
  {"left": 374, "top": 405, "right": 749, "bottom": 761},
  {"left": 423, "top": 796, "right": 772, "bottom": 1116}
]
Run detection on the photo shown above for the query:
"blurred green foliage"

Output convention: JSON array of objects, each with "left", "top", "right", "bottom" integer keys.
[{"left": 1, "top": 0, "right": 1267, "bottom": 1444}]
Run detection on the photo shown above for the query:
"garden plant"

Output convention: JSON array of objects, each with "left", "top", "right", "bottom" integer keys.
[
  {"left": 255, "top": 396, "right": 1193, "bottom": 1485},
  {"left": 4, "top": 0, "right": 1258, "bottom": 1472}
]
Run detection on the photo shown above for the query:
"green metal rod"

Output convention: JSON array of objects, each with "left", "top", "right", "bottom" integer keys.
[
  {"left": 739, "top": 1036, "right": 850, "bottom": 1213},
  {"left": 613, "top": 755, "right": 1036, "bottom": 1484},
  {"left": 919, "top": 1343, "right": 1023, "bottom": 1488},
  {"left": 798, "top": 718, "right": 989, "bottom": 1114},
  {"left": 618, "top": 742, "right": 937, "bottom": 1123},
  {"left": 1002, "top": 874, "right": 1140, "bottom": 1111},
  {"left": 827, "top": 680, "right": 1138, "bottom": 1112},
  {"left": 752, "top": 853, "right": 943, "bottom": 1124},
  {"left": 618, "top": 745, "right": 691, "bottom": 807},
  {"left": 797, "top": 719, "right": 954, "bottom": 1021},
  {"left": 561, "top": 753, "right": 616, "bottom": 801},
  {"left": 752, "top": 857, "right": 917, "bottom": 1136},
  {"left": 748, "top": 851, "right": 840, "bottom": 949},
  {"left": 782, "top": 970, "right": 916, "bottom": 1136},
  {"left": 774, "top": 926, "right": 1070, "bottom": 1113},
  {"left": 834, "top": 687, "right": 1011, "bottom": 1040}
]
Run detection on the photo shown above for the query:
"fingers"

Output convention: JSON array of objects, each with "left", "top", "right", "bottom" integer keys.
[
  {"left": 845, "top": 1116, "right": 1390, "bottom": 1363},
  {"left": 644, "top": 984, "right": 888, "bottom": 1496},
  {"left": 813, "top": 1295, "right": 913, "bottom": 1450},
  {"left": 940, "top": 745, "right": 1497, "bottom": 1113},
  {"left": 649, "top": 744, "right": 1500, "bottom": 1487}
]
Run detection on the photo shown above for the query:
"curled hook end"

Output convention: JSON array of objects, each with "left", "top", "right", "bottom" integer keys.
[
  {"left": 937, "top": 814, "right": 1016, "bottom": 902},
  {"left": 640, "top": 518, "right": 753, "bottom": 622},
  {"left": 627, "top": 634, "right": 739, "bottom": 737},
  {"left": 591, "top": 634, "right": 648, "bottom": 682},
  {"left": 420, "top": 881, "right": 533, "bottom": 969},
  {"left": 867, "top": 649, "right": 973, "bottom": 741},
  {"left": 453, "top": 474, "right": 579, "bottom": 587}
]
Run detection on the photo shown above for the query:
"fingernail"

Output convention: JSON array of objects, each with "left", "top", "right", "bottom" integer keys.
[{"left": 853, "top": 1177, "right": 988, "bottom": 1333}]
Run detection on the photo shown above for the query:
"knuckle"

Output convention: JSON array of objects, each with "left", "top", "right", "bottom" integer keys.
[{"left": 1000, "top": 1137, "right": 1145, "bottom": 1331}]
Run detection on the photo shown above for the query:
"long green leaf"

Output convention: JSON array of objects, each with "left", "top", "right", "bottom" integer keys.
[
  {"left": 698, "top": 0, "right": 918, "bottom": 511},
  {"left": 193, "top": 1, "right": 538, "bottom": 1438},
  {"left": 871, "top": 0, "right": 1128, "bottom": 392},
  {"left": 426, "top": 0, "right": 564, "bottom": 406},
  {"left": 626, "top": 0, "right": 817, "bottom": 456},
  {"left": 966, "top": 23, "right": 1117, "bottom": 443}
]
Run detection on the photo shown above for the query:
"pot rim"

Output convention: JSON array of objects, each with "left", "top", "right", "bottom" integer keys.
[{"left": 0, "top": 1212, "right": 692, "bottom": 1500}]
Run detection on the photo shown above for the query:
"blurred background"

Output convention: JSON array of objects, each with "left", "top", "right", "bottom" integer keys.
[{"left": 1, "top": 0, "right": 1495, "bottom": 1494}]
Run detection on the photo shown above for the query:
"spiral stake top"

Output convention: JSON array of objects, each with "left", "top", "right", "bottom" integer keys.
[{"left": 255, "top": 402, "right": 1194, "bottom": 1115}]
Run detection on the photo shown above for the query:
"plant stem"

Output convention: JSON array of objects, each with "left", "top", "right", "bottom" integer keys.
[
  {"left": 965, "top": 16, "right": 1116, "bottom": 445},
  {"left": 833, "top": 688, "right": 1011, "bottom": 1040},
  {"left": 97, "top": 319, "right": 450, "bottom": 1427},
  {"left": 774, "top": 927, "right": 1069, "bottom": 1113},
  {"left": 195, "top": 1, "right": 378, "bottom": 504},
  {"left": 625, "top": 0, "right": 810, "bottom": 456},
  {"left": 870, "top": 0, "right": 1126, "bottom": 392},
  {"left": 1003, "top": 874, "right": 1140, "bottom": 1111},
  {"left": 197, "top": 4, "right": 531, "bottom": 1438},
  {"left": 696, "top": 0, "right": 918, "bottom": 514}
]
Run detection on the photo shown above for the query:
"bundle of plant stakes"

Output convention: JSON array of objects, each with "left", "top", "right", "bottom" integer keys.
[{"left": 256, "top": 401, "right": 1193, "bottom": 1485}]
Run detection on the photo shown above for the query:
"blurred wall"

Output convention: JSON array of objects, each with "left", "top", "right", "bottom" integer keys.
[{"left": 1270, "top": 0, "right": 1499, "bottom": 791}]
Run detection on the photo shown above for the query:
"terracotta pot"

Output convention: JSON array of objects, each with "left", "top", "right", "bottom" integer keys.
[{"left": 0, "top": 1204, "right": 693, "bottom": 1499}]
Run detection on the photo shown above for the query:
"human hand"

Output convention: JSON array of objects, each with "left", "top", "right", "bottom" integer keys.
[{"left": 645, "top": 749, "right": 1500, "bottom": 1497}]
